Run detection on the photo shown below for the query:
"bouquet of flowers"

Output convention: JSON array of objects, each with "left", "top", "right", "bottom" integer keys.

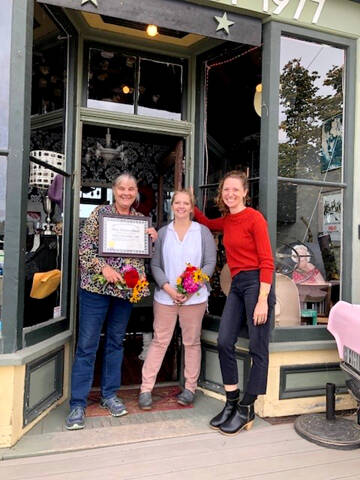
[
  {"left": 176, "top": 263, "right": 209, "bottom": 296},
  {"left": 93, "top": 264, "right": 149, "bottom": 303}
]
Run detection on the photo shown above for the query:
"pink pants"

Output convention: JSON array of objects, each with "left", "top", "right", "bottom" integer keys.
[{"left": 141, "top": 300, "right": 207, "bottom": 393}]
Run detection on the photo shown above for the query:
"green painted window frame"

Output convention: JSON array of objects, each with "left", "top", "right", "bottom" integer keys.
[
  {"left": 199, "top": 343, "right": 250, "bottom": 395},
  {"left": 260, "top": 21, "right": 356, "bottom": 342},
  {"left": 1, "top": 3, "right": 78, "bottom": 354},
  {"left": 279, "top": 363, "right": 347, "bottom": 400},
  {"left": 82, "top": 41, "right": 188, "bottom": 121},
  {"left": 23, "top": 346, "right": 64, "bottom": 426}
]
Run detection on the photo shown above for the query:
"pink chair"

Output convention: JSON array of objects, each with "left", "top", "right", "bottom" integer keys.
[
  {"left": 328, "top": 301, "right": 360, "bottom": 360},
  {"left": 328, "top": 301, "right": 360, "bottom": 422}
]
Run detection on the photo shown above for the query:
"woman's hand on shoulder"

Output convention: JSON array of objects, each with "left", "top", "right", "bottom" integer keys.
[
  {"left": 146, "top": 227, "right": 158, "bottom": 242},
  {"left": 102, "top": 265, "right": 123, "bottom": 284}
]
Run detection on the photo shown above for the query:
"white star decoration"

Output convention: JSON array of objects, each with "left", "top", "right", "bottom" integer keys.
[
  {"left": 214, "top": 12, "right": 235, "bottom": 35},
  {"left": 81, "top": 0, "right": 98, "bottom": 7}
]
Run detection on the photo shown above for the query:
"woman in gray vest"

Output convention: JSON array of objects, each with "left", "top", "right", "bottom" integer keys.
[{"left": 139, "top": 189, "right": 216, "bottom": 409}]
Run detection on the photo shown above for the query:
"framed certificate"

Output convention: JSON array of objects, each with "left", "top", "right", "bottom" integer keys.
[{"left": 99, "top": 214, "right": 152, "bottom": 258}]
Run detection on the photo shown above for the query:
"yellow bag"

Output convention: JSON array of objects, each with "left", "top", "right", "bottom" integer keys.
[{"left": 30, "top": 269, "right": 61, "bottom": 299}]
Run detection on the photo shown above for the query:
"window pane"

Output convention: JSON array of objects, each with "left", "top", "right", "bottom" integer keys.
[
  {"left": 22, "top": 3, "right": 70, "bottom": 329},
  {"left": 203, "top": 46, "right": 262, "bottom": 186},
  {"left": 275, "top": 183, "right": 341, "bottom": 327},
  {"left": 32, "top": 4, "right": 67, "bottom": 115},
  {"left": 138, "top": 58, "right": 182, "bottom": 120},
  {"left": 24, "top": 125, "right": 66, "bottom": 327},
  {"left": 279, "top": 37, "right": 345, "bottom": 182},
  {"left": 87, "top": 48, "right": 135, "bottom": 114}
]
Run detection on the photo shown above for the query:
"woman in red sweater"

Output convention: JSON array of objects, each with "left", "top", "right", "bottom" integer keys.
[{"left": 194, "top": 170, "right": 275, "bottom": 435}]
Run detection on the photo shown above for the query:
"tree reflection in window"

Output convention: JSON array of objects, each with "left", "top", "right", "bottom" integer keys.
[{"left": 278, "top": 38, "right": 344, "bottom": 182}]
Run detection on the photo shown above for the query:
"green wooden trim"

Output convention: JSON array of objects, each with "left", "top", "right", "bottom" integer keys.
[
  {"left": 24, "top": 319, "right": 68, "bottom": 348},
  {"left": 2, "top": 0, "right": 34, "bottom": 354},
  {"left": 340, "top": 38, "right": 356, "bottom": 303},
  {"left": 199, "top": 342, "right": 250, "bottom": 394},
  {"left": 58, "top": 7, "right": 78, "bottom": 322},
  {"left": 278, "top": 177, "right": 347, "bottom": 189},
  {"left": 271, "top": 326, "right": 334, "bottom": 342},
  {"left": 279, "top": 363, "right": 347, "bottom": 400},
  {"left": 80, "top": 107, "right": 193, "bottom": 137},
  {"left": 259, "top": 21, "right": 281, "bottom": 247},
  {"left": 30, "top": 110, "right": 64, "bottom": 130},
  {"left": 0, "top": 331, "right": 71, "bottom": 366}
]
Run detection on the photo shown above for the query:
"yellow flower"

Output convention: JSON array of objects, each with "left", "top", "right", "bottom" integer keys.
[
  {"left": 176, "top": 277, "right": 182, "bottom": 285},
  {"left": 129, "top": 279, "right": 149, "bottom": 303}
]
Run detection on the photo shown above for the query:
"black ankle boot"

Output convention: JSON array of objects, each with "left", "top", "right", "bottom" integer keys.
[
  {"left": 209, "top": 392, "right": 239, "bottom": 430},
  {"left": 219, "top": 402, "right": 255, "bottom": 435}
]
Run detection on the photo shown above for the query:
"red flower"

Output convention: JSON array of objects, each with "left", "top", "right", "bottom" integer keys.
[
  {"left": 185, "top": 265, "right": 197, "bottom": 273},
  {"left": 123, "top": 269, "right": 139, "bottom": 288}
]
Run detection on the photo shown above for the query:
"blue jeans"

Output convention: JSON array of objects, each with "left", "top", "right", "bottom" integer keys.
[
  {"left": 70, "top": 289, "right": 133, "bottom": 409},
  {"left": 218, "top": 270, "right": 275, "bottom": 395}
]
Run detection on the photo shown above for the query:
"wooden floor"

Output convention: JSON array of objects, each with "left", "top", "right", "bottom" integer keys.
[{"left": 1, "top": 423, "right": 360, "bottom": 480}]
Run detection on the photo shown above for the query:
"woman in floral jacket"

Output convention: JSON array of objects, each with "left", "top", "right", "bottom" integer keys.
[{"left": 65, "top": 173, "right": 156, "bottom": 431}]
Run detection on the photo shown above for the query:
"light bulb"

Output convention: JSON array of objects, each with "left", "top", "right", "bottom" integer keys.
[
  {"left": 122, "top": 85, "right": 130, "bottom": 94},
  {"left": 146, "top": 24, "right": 158, "bottom": 37}
]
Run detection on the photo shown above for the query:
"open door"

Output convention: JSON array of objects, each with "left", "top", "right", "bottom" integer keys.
[{"left": 78, "top": 126, "right": 185, "bottom": 387}]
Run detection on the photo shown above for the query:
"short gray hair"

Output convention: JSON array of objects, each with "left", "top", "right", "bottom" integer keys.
[{"left": 112, "top": 172, "right": 138, "bottom": 187}]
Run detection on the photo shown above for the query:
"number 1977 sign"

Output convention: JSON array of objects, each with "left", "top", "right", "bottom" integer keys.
[
  {"left": 262, "top": 0, "right": 326, "bottom": 23},
  {"left": 231, "top": 0, "right": 327, "bottom": 24}
]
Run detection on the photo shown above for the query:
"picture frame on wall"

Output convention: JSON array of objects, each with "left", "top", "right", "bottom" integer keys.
[
  {"left": 320, "top": 114, "right": 343, "bottom": 173},
  {"left": 321, "top": 191, "right": 342, "bottom": 242}
]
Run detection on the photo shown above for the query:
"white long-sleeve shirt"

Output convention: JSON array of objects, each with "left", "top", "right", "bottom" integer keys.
[{"left": 154, "top": 221, "right": 209, "bottom": 306}]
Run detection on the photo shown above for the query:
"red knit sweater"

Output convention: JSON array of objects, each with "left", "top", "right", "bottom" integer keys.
[{"left": 194, "top": 207, "right": 274, "bottom": 284}]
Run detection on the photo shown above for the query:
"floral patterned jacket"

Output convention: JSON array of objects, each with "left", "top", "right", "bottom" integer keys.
[{"left": 79, "top": 203, "right": 149, "bottom": 299}]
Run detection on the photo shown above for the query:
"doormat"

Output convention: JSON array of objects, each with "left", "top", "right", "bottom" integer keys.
[{"left": 85, "top": 386, "right": 193, "bottom": 417}]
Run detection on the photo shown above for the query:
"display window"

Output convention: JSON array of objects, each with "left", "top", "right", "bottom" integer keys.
[
  {"left": 87, "top": 46, "right": 184, "bottom": 120},
  {"left": 275, "top": 35, "right": 345, "bottom": 328}
]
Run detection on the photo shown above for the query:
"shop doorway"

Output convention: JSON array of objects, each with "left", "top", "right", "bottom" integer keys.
[{"left": 78, "top": 125, "right": 185, "bottom": 387}]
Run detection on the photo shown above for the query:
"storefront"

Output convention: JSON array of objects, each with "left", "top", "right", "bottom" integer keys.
[{"left": 0, "top": 0, "right": 359, "bottom": 447}]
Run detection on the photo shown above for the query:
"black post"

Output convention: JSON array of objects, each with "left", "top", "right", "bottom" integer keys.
[{"left": 326, "top": 382, "right": 336, "bottom": 421}]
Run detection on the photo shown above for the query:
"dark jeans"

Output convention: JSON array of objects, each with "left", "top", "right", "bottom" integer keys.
[
  {"left": 70, "top": 288, "right": 132, "bottom": 409},
  {"left": 218, "top": 270, "right": 275, "bottom": 395}
]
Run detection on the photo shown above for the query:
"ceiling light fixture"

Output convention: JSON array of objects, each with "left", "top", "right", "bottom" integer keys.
[{"left": 146, "top": 24, "right": 158, "bottom": 37}]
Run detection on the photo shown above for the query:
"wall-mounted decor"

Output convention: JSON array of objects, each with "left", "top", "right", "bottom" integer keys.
[{"left": 320, "top": 114, "right": 343, "bottom": 173}]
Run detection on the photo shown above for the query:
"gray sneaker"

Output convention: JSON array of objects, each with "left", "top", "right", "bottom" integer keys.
[
  {"left": 138, "top": 391, "right": 152, "bottom": 410},
  {"left": 177, "top": 389, "right": 195, "bottom": 406},
  {"left": 65, "top": 406, "right": 85, "bottom": 430},
  {"left": 100, "top": 396, "right": 128, "bottom": 417}
]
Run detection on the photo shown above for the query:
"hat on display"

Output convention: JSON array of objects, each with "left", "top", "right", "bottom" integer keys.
[{"left": 30, "top": 269, "right": 61, "bottom": 299}]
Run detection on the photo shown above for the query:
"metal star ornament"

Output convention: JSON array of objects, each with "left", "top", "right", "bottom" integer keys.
[
  {"left": 214, "top": 12, "right": 235, "bottom": 35},
  {"left": 81, "top": 0, "right": 98, "bottom": 7}
]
